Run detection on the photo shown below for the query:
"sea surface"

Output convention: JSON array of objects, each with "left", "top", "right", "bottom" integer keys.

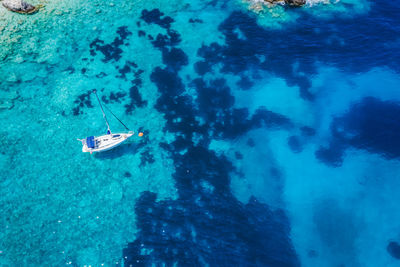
[{"left": 1, "top": 0, "right": 400, "bottom": 266}]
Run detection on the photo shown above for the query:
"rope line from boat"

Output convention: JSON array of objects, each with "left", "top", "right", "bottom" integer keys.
[
  {"left": 92, "top": 89, "right": 130, "bottom": 132},
  {"left": 102, "top": 102, "right": 131, "bottom": 131}
]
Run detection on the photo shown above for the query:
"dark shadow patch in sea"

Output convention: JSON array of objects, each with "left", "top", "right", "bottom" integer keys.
[
  {"left": 195, "top": 2, "right": 400, "bottom": 100},
  {"left": 122, "top": 8, "right": 299, "bottom": 266},
  {"left": 90, "top": 26, "right": 132, "bottom": 63},
  {"left": 316, "top": 97, "right": 400, "bottom": 166},
  {"left": 120, "top": 0, "right": 400, "bottom": 263}
]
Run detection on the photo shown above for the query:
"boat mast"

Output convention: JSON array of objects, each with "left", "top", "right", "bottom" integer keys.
[{"left": 93, "top": 90, "right": 111, "bottom": 134}]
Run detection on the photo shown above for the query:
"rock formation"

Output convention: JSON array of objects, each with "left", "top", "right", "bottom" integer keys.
[
  {"left": 264, "top": 0, "right": 306, "bottom": 7},
  {"left": 387, "top": 241, "right": 400, "bottom": 260},
  {"left": 0, "top": 89, "right": 19, "bottom": 110},
  {"left": 285, "top": 0, "right": 306, "bottom": 6},
  {"left": 2, "top": 0, "right": 38, "bottom": 14}
]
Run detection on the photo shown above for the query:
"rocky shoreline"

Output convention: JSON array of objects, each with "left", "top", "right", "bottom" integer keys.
[
  {"left": 244, "top": 0, "right": 307, "bottom": 14},
  {"left": 266, "top": 0, "right": 306, "bottom": 7},
  {"left": 2, "top": 0, "right": 38, "bottom": 14}
]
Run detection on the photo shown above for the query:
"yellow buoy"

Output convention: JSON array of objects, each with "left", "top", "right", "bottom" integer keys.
[{"left": 138, "top": 132, "right": 144, "bottom": 137}]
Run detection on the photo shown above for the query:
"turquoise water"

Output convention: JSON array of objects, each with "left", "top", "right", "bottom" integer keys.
[{"left": 1, "top": 0, "right": 400, "bottom": 266}]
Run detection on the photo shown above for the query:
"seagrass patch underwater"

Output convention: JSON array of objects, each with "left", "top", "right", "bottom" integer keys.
[{"left": 1, "top": 0, "right": 400, "bottom": 266}]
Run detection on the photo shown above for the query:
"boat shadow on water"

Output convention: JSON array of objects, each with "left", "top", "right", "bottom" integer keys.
[{"left": 93, "top": 141, "right": 140, "bottom": 159}]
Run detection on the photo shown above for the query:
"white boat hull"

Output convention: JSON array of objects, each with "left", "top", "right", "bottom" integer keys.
[{"left": 81, "top": 132, "right": 133, "bottom": 153}]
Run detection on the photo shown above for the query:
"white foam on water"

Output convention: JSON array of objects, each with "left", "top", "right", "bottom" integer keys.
[
  {"left": 304, "top": 0, "right": 371, "bottom": 17},
  {"left": 240, "top": 0, "right": 371, "bottom": 29}
]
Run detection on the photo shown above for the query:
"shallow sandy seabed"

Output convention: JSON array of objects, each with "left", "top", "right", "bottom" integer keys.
[{"left": 0, "top": 0, "right": 180, "bottom": 265}]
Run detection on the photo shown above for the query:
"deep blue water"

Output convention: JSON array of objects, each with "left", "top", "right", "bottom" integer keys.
[{"left": 1, "top": 0, "right": 400, "bottom": 266}]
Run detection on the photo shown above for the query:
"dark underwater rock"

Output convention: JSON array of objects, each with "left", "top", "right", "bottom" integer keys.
[
  {"left": 285, "top": 0, "right": 306, "bottom": 6},
  {"left": 2, "top": 0, "right": 38, "bottom": 14},
  {"left": 387, "top": 241, "right": 400, "bottom": 259},
  {"left": 288, "top": 135, "right": 303, "bottom": 153},
  {"left": 315, "top": 97, "right": 400, "bottom": 166},
  {"left": 264, "top": 0, "right": 306, "bottom": 7},
  {"left": 0, "top": 89, "right": 19, "bottom": 110}
]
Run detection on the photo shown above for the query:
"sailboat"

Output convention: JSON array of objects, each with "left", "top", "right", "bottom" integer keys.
[{"left": 77, "top": 90, "right": 141, "bottom": 154}]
